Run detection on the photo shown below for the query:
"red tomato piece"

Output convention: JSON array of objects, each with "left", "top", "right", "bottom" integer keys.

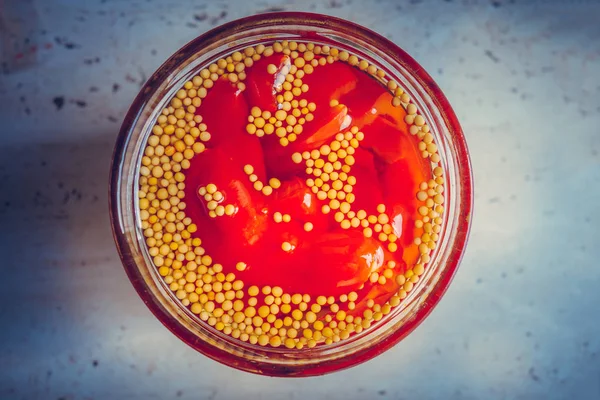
[
  {"left": 260, "top": 104, "right": 349, "bottom": 180},
  {"left": 243, "top": 54, "right": 290, "bottom": 113},
  {"left": 183, "top": 147, "right": 269, "bottom": 266},
  {"left": 259, "top": 135, "right": 308, "bottom": 181},
  {"left": 272, "top": 177, "right": 318, "bottom": 217},
  {"left": 337, "top": 68, "right": 384, "bottom": 122},
  {"left": 347, "top": 148, "right": 385, "bottom": 213},
  {"left": 303, "top": 104, "right": 349, "bottom": 146},
  {"left": 302, "top": 61, "right": 358, "bottom": 107},
  {"left": 241, "top": 229, "right": 384, "bottom": 297},
  {"left": 270, "top": 177, "right": 330, "bottom": 232},
  {"left": 378, "top": 141, "right": 432, "bottom": 265},
  {"left": 195, "top": 77, "right": 267, "bottom": 180},
  {"left": 356, "top": 94, "right": 412, "bottom": 164},
  {"left": 304, "top": 230, "right": 383, "bottom": 293}
]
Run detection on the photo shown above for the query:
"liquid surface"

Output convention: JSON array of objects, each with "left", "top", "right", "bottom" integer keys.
[{"left": 138, "top": 41, "right": 446, "bottom": 348}]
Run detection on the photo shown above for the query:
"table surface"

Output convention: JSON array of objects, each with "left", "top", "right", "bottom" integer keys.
[{"left": 1, "top": 0, "right": 599, "bottom": 399}]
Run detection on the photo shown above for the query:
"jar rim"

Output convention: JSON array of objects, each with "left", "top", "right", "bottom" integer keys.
[{"left": 109, "top": 12, "right": 473, "bottom": 376}]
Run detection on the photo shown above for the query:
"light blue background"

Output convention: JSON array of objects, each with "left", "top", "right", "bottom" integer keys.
[{"left": 1, "top": 0, "right": 599, "bottom": 399}]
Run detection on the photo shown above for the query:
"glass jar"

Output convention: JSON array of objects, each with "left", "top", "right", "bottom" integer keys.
[{"left": 109, "top": 12, "right": 473, "bottom": 377}]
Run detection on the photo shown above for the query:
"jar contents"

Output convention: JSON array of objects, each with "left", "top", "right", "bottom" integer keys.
[{"left": 137, "top": 41, "right": 446, "bottom": 349}]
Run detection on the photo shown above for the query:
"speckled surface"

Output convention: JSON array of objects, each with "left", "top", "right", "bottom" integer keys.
[{"left": 1, "top": 0, "right": 599, "bottom": 399}]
